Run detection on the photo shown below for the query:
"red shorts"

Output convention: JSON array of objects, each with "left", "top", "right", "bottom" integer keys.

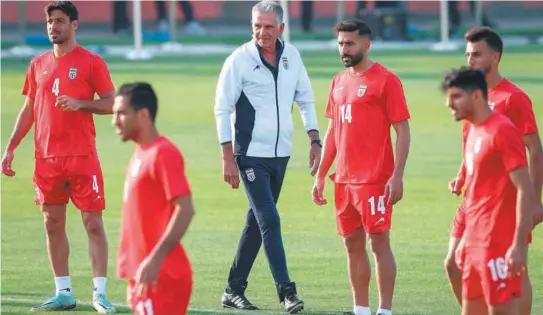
[
  {"left": 461, "top": 245, "right": 522, "bottom": 306},
  {"left": 450, "top": 201, "right": 532, "bottom": 243},
  {"left": 128, "top": 276, "right": 192, "bottom": 315},
  {"left": 33, "top": 155, "right": 105, "bottom": 211},
  {"left": 334, "top": 183, "right": 392, "bottom": 235}
]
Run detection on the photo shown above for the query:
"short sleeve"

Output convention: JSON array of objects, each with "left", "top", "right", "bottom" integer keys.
[
  {"left": 90, "top": 56, "right": 115, "bottom": 95},
  {"left": 22, "top": 61, "right": 37, "bottom": 99},
  {"left": 384, "top": 74, "right": 410, "bottom": 124},
  {"left": 154, "top": 145, "right": 192, "bottom": 201},
  {"left": 505, "top": 92, "right": 538, "bottom": 135},
  {"left": 325, "top": 78, "right": 336, "bottom": 119},
  {"left": 495, "top": 122, "right": 528, "bottom": 172},
  {"left": 462, "top": 121, "right": 471, "bottom": 147}
]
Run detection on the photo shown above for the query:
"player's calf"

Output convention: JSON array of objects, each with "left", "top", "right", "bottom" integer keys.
[
  {"left": 343, "top": 228, "right": 371, "bottom": 310},
  {"left": 368, "top": 231, "right": 396, "bottom": 312},
  {"left": 444, "top": 237, "right": 463, "bottom": 305}
]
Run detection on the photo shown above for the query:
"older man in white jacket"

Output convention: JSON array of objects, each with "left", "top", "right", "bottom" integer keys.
[{"left": 214, "top": 1, "right": 321, "bottom": 313}]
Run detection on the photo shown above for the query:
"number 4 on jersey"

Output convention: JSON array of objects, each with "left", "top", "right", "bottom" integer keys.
[
  {"left": 368, "top": 195, "right": 386, "bottom": 215},
  {"left": 340, "top": 103, "right": 352, "bottom": 123},
  {"left": 52, "top": 77, "right": 60, "bottom": 96}
]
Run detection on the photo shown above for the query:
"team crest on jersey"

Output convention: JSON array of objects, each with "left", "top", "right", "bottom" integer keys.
[
  {"left": 357, "top": 84, "right": 367, "bottom": 97},
  {"left": 245, "top": 168, "right": 256, "bottom": 182},
  {"left": 281, "top": 57, "right": 289, "bottom": 70},
  {"left": 68, "top": 67, "right": 77, "bottom": 79},
  {"left": 488, "top": 101, "right": 495, "bottom": 111}
]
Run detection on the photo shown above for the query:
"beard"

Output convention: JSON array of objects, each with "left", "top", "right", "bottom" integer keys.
[
  {"left": 470, "top": 63, "right": 491, "bottom": 75},
  {"left": 49, "top": 34, "right": 66, "bottom": 44},
  {"left": 341, "top": 51, "right": 364, "bottom": 67}
]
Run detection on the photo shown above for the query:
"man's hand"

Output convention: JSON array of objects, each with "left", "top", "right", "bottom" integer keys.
[
  {"left": 455, "top": 237, "right": 466, "bottom": 270},
  {"left": 1, "top": 150, "right": 15, "bottom": 177},
  {"left": 133, "top": 255, "right": 162, "bottom": 299},
  {"left": 448, "top": 175, "right": 465, "bottom": 196},
  {"left": 505, "top": 244, "right": 528, "bottom": 278},
  {"left": 55, "top": 95, "right": 82, "bottom": 111},
  {"left": 309, "top": 144, "right": 321, "bottom": 176},
  {"left": 384, "top": 174, "right": 403, "bottom": 205},
  {"left": 312, "top": 178, "right": 327, "bottom": 206},
  {"left": 223, "top": 156, "right": 240, "bottom": 189}
]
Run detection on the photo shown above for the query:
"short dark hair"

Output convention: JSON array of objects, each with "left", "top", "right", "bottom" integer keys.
[
  {"left": 45, "top": 1, "right": 78, "bottom": 22},
  {"left": 464, "top": 27, "right": 503, "bottom": 60},
  {"left": 334, "top": 19, "right": 372, "bottom": 37},
  {"left": 441, "top": 67, "right": 488, "bottom": 101},
  {"left": 116, "top": 82, "right": 158, "bottom": 122}
]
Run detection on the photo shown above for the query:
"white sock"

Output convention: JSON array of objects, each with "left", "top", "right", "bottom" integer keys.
[
  {"left": 54, "top": 276, "right": 72, "bottom": 296},
  {"left": 354, "top": 305, "right": 371, "bottom": 315},
  {"left": 93, "top": 277, "right": 107, "bottom": 296},
  {"left": 376, "top": 309, "right": 392, "bottom": 315}
]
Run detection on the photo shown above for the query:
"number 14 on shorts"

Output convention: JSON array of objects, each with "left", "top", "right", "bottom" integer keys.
[{"left": 368, "top": 195, "right": 386, "bottom": 215}]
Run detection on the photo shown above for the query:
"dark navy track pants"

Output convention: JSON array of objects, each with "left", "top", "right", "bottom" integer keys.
[{"left": 226, "top": 155, "right": 291, "bottom": 290}]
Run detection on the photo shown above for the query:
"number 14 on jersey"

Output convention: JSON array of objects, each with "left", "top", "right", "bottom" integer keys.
[{"left": 340, "top": 104, "right": 352, "bottom": 123}]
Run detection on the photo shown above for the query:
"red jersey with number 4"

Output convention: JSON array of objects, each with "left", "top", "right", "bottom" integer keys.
[
  {"left": 462, "top": 78, "right": 538, "bottom": 144},
  {"left": 325, "top": 63, "right": 410, "bottom": 184},
  {"left": 463, "top": 113, "right": 528, "bottom": 247},
  {"left": 22, "top": 46, "right": 114, "bottom": 158},
  {"left": 117, "top": 136, "right": 192, "bottom": 281}
]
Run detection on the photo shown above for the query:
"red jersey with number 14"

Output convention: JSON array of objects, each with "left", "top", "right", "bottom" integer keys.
[
  {"left": 325, "top": 63, "right": 410, "bottom": 184},
  {"left": 117, "top": 136, "right": 192, "bottom": 281},
  {"left": 22, "top": 46, "right": 114, "bottom": 158},
  {"left": 463, "top": 113, "right": 528, "bottom": 248}
]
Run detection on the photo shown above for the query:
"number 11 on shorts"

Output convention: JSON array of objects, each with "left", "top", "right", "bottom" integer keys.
[{"left": 368, "top": 195, "right": 386, "bottom": 215}]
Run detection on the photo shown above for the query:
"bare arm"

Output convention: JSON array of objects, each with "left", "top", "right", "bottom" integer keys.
[
  {"left": 79, "top": 90, "right": 115, "bottom": 115},
  {"left": 391, "top": 120, "right": 410, "bottom": 178},
  {"left": 523, "top": 133, "right": 543, "bottom": 203},
  {"left": 6, "top": 97, "right": 34, "bottom": 151},
  {"left": 509, "top": 167, "right": 535, "bottom": 247},
  {"left": 221, "top": 143, "right": 234, "bottom": 161},
  {"left": 316, "top": 120, "right": 337, "bottom": 180},
  {"left": 148, "top": 195, "right": 195, "bottom": 263}
]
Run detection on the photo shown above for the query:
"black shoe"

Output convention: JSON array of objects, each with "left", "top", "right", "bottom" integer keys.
[
  {"left": 221, "top": 283, "right": 259, "bottom": 310},
  {"left": 277, "top": 282, "right": 304, "bottom": 314}
]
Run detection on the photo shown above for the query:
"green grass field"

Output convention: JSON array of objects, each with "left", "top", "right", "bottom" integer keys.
[{"left": 1, "top": 47, "right": 543, "bottom": 315}]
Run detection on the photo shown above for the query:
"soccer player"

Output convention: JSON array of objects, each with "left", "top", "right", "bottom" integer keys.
[
  {"left": 0, "top": 1, "right": 116, "bottom": 312},
  {"left": 441, "top": 67, "right": 535, "bottom": 315},
  {"left": 113, "top": 82, "right": 195, "bottom": 315},
  {"left": 312, "top": 20, "right": 411, "bottom": 315},
  {"left": 443, "top": 27, "right": 543, "bottom": 315}
]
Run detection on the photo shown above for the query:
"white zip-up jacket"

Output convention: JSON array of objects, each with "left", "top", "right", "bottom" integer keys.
[{"left": 214, "top": 39, "right": 319, "bottom": 158}]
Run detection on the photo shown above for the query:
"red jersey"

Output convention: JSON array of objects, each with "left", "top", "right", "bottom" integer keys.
[
  {"left": 117, "top": 136, "right": 192, "bottom": 280},
  {"left": 325, "top": 63, "right": 410, "bottom": 184},
  {"left": 463, "top": 113, "right": 528, "bottom": 247},
  {"left": 462, "top": 78, "right": 538, "bottom": 145},
  {"left": 22, "top": 46, "right": 114, "bottom": 158}
]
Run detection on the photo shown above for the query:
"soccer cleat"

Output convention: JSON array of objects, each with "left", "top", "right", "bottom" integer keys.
[
  {"left": 30, "top": 292, "right": 76, "bottom": 311},
  {"left": 93, "top": 293, "right": 116, "bottom": 313},
  {"left": 277, "top": 282, "right": 304, "bottom": 314},
  {"left": 221, "top": 284, "right": 259, "bottom": 310}
]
